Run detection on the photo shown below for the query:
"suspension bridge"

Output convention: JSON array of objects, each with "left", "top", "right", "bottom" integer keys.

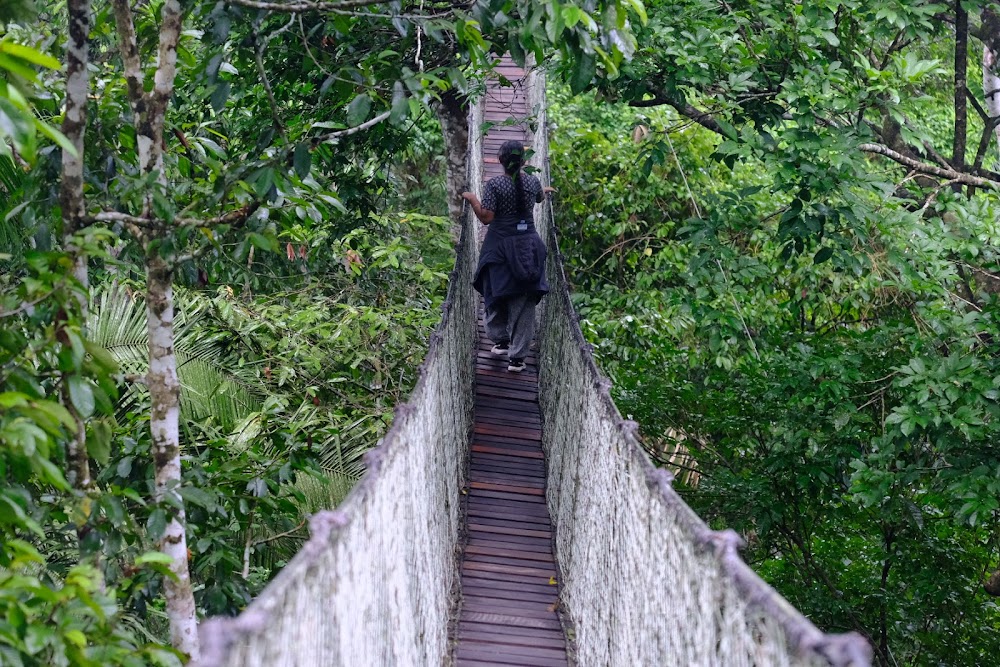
[{"left": 194, "top": 57, "right": 873, "bottom": 667}]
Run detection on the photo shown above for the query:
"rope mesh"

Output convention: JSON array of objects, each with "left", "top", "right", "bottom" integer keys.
[
  {"left": 193, "top": 122, "right": 482, "bottom": 666},
  {"left": 528, "top": 66, "right": 872, "bottom": 667}
]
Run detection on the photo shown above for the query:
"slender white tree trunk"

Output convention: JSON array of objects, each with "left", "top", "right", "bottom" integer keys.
[
  {"left": 985, "top": 44, "right": 1000, "bottom": 158},
  {"left": 146, "top": 257, "right": 199, "bottom": 658},
  {"left": 112, "top": 0, "right": 199, "bottom": 658},
  {"left": 60, "top": 0, "right": 92, "bottom": 493},
  {"left": 982, "top": 9, "right": 1000, "bottom": 160}
]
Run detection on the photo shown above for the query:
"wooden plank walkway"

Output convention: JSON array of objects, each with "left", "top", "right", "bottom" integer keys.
[{"left": 452, "top": 57, "right": 570, "bottom": 667}]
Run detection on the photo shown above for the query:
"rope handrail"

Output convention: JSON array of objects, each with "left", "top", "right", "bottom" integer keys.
[
  {"left": 193, "top": 109, "right": 484, "bottom": 667},
  {"left": 528, "top": 65, "right": 872, "bottom": 667}
]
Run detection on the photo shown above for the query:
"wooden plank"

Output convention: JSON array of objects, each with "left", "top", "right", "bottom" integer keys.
[
  {"left": 467, "top": 516, "right": 551, "bottom": 534},
  {"left": 460, "top": 603, "right": 557, "bottom": 623},
  {"left": 467, "top": 521, "right": 551, "bottom": 539},
  {"left": 470, "top": 451, "right": 546, "bottom": 468},
  {"left": 463, "top": 560, "right": 555, "bottom": 578},
  {"left": 466, "top": 507, "right": 552, "bottom": 527},
  {"left": 458, "top": 633, "right": 563, "bottom": 653},
  {"left": 474, "top": 423, "right": 542, "bottom": 440},
  {"left": 456, "top": 645, "right": 567, "bottom": 667},
  {"left": 469, "top": 468, "right": 547, "bottom": 487},
  {"left": 459, "top": 638, "right": 567, "bottom": 660},
  {"left": 473, "top": 398, "right": 541, "bottom": 416},
  {"left": 461, "top": 567, "right": 555, "bottom": 588},
  {"left": 459, "top": 610, "right": 562, "bottom": 631},
  {"left": 461, "top": 581, "right": 558, "bottom": 602},
  {"left": 467, "top": 532, "right": 554, "bottom": 551},
  {"left": 466, "top": 503, "right": 552, "bottom": 522},
  {"left": 469, "top": 469, "right": 547, "bottom": 485},
  {"left": 473, "top": 434, "right": 543, "bottom": 449},
  {"left": 470, "top": 455, "right": 546, "bottom": 471},
  {"left": 460, "top": 577, "right": 559, "bottom": 597},
  {"left": 461, "top": 581, "right": 557, "bottom": 599},
  {"left": 466, "top": 500, "right": 551, "bottom": 520},
  {"left": 475, "top": 405, "right": 541, "bottom": 422},
  {"left": 475, "top": 386, "right": 539, "bottom": 401},
  {"left": 458, "top": 621, "right": 563, "bottom": 641},
  {"left": 462, "top": 591, "right": 558, "bottom": 610},
  {"left": 472, "top": 442, "right": 543, "bottom": 457},
  {"left": 474, "top": 414, "right": 541, "bottom": 429},
  {"left": 457, "top": 629, "right": 565, "bottom": 650},
  {"left": 470, "top": 481, "right": 544, "bottom": 496},
  {"left": 460, "top": 567, "right": 555, "bottom": 588},
  {"left": 472, "top": 444, "right": 545, "bottom": 461},
  {"left": 465, "top": 555, "right": 557, "bottom": 574},
  {"left": 475, "top": 371, "right": 541, "bottom": 390},
  {"left": 462, "top": 594, "right": 558, "bottom": 614},
  {"left": 469, "top": 488, "right": 550, "bottom": 507},
  {"left": 469, "top": 468, "right": 546, "bottom": 482},
  {"left": 476, "top": 366, "right": 539, "bottom": 381},
  {"left": 474, "top": 383, "right": 538, "bottom": 407},
  {"left": 473, "top": 429, "right": 542, "bottom": 443},
  {"left": 470, "top": 456, "right": 545, "bottom": 470},
  {"left": 465, "top": 544, "right": 554, "bottom": 563},
  {"left": 466, "top": 492, "right": 548, "bottom": 508},
  {"left": 474, "top": 402, "right": 539, "bottom": 417},
  {"left": 466, "top": 539, "right": 552, "bottom": 557}
]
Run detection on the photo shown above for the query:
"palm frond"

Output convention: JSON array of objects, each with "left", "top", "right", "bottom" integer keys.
[
  {"left": 0, "top": 154, "right": 29, "bottom": 258},
  {"left": 89, "top": 285, "right": 265, "bottom": 433},
  {"left": 246, "top": 470, "right": 358, "bottom": 571},
  {"left": 317, "top": 415, "right": 375, "bottom": 478},
  {"left": 0, "top": 154, "right": 20, "bottom": 195}
]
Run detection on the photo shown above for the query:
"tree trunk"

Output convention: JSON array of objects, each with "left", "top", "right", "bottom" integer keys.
[
  {"left": 113, "top": 0, "right": 199, "bottom": 658},
  {"left": 60, "top": 0, "right": 92, "bottom": 494},
  {"left": 146, "top": 256, "right": 199, "bottom": 659},
  {"left": 983, "top": 9, "right": 1000, "bottom": 160},
  {"left": 954, "top": 1, "right": 969, "bottom": 170},
  {"left": 434, "top": 88, "right": 469, "bottom": 238}
]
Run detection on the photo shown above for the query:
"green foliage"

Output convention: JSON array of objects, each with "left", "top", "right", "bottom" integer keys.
[
  {"left": 0, "top": 565, "right": 183, "bottom": 667},
  {"left": 0, "top": 0, "right": 651, "bottom": 660},
  {"left": 550, "top": 4, "right": 1000, "bottom": 660}
]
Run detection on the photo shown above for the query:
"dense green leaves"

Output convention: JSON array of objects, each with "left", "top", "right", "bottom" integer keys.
[{"left": 550, "top": 4, "right": 1000, "bottom": 662}]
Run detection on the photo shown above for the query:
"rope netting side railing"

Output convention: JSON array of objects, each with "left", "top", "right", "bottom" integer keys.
[
  {"left": 527, "top": 67, "right": 873, "bottom": 666},
  {"left": 192, "top": 117, "right": 484, "bottom": 667}
]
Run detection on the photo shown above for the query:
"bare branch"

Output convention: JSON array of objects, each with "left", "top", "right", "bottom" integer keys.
[
  {"left": 252, "top": 520, "right": 308, "bottom": 546},
  {"left": 629, "top": 94, "right": 727, "bottom": 136},
  {"left": 252, "top": 19, "right": 291, "bottom": 140},
  {"left": 122, "top": 373, "right": 149, "bottom": 386},
  {"left": 225, "top": 0, "right": 398, "bottom": 12},
  {"left": 859, "top": 143, "right": 1000, "bottom": 190},
  {"left": 111, "top": 0, "right": 144, "bottom": 110},
  {"left": 91, "top": 211, "right": 148, "bottom": 243},
  {"left": 973, "top": 117, "right": 1000, "bottom": 172},
  {"left": 312, "top": 110, "right": 392, "bottom": 144},
  {"left": 965, "top": 85, "right": 990, "bottom": 123},
  {"left": 92, "top": 202, "right": 262, "bottom": 231}
]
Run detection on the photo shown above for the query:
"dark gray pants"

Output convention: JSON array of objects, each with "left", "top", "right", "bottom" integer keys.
[{"left": 485, "top": 294, "right": 535, "bottom": 361}]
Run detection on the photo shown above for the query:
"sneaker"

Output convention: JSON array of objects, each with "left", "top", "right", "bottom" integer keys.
[
  {"left": 507, "top": 358, "right": 526, "bottom": 373},
  {"left": 491, "top": 343, "right": 510, "bottom": 356}
]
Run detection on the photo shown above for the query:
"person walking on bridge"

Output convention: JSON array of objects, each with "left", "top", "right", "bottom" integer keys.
[{"left": 463, "top": 140, "right": 551, "bottom": 373}]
